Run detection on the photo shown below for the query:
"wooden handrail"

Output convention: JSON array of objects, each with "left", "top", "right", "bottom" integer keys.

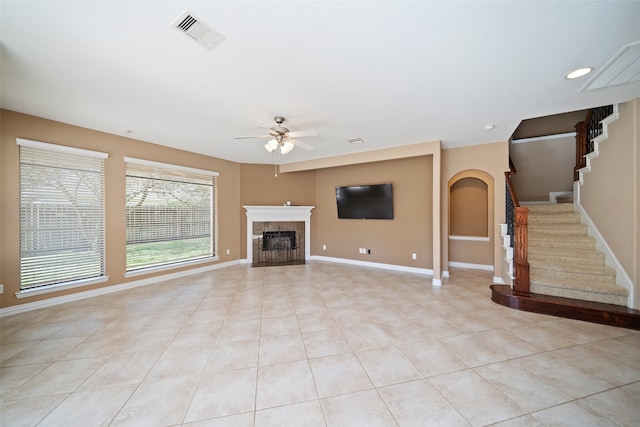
[{"left": 505, "top": 158, "right": 530, "bottom": 296}]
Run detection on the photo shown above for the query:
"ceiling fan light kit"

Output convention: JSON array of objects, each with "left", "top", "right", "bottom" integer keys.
[
  {"left": 281, "top": 140, "right": 295, "bottom": 154},
  {"left": 264, "top": 139, "right": 278, "bottom": 153}
]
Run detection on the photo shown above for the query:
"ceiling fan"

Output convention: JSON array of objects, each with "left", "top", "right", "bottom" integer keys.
[{"left": 234, "top": 116, "right": 317, "bottom": 154}]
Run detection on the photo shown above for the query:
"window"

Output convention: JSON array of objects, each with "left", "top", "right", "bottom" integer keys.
[
  {"left": 18, "top": 139, "right": 108, "bottom": 291},
  {"left": 125, "top": 158, "right": 218, "bottom": 272}
]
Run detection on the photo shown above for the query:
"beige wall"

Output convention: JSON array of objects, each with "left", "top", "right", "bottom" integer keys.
[
  {"left": 239, "top": 164, "right": 316, "bottom": 258},
  {"left": 312, "top": 156, "right": 433, "bottom": 267},
  {"left": 510, "top": 136, "right": 575, "bottom": 202},
  {"left": 580, "top": 99, "right": 639, "bottom": 308},
  {"left": 0, "top": 110, "right": 241, "bottom": 309},
  {"left": 1, "top": 109, "right": 508, "bottom": 309},
  {"left": 443, "top": 141, "right": 509, "bottom": 280}
]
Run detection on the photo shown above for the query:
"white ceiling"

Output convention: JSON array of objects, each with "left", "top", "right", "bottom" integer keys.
[{"left": 2, "top": 1, "right": 640, "bottom": 165}]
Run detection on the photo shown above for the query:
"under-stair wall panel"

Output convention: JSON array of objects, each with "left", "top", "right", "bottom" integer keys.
[{"left": 578, "top": 100, "right": 639, "bottom": 309}]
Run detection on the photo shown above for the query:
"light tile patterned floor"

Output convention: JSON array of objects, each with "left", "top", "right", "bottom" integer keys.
[{"left": 1, "top": 262, "right": 639, "bottom": 426}]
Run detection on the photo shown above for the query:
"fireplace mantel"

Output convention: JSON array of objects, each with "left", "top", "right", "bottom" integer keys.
[{"left": 244, "top": 205, "right": 314, "bottom": 264}]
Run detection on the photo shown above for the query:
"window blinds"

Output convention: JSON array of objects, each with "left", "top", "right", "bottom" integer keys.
[
  {"left": 125, "top": 158, "right": 217, "bottom": 271},
  {"left": 18, "top": 140, "right": 107, "bottom": 289}
]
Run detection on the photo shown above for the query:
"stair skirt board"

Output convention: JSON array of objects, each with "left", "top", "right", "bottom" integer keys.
[{"left": 490, "top": 285, "right": 640, "bottom": 330}]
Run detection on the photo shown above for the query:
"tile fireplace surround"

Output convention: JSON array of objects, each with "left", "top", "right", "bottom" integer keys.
[{"left": 244, "top": 206, "right": 314, "bottom": 265}]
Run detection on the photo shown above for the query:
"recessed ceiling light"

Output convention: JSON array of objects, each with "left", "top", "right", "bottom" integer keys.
[
  {"left": 565, "top": 67, "right": 593, "bottom": 79},
  {"left": 347, "top": 138, "right": 364, "bottom": 144},
  {"left": 484, "top": 124, "right": 495, "bottom": 130}
]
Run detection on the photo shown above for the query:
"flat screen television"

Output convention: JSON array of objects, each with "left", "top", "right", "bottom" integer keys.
[{"left": 335, "top": 183, "right": 394, "bottom": 219}]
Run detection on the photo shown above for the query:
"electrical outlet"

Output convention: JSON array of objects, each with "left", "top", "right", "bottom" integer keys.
[
  {"left": 322, "top": 244, "right": 327, "bottom": 251},
  {"left": 226, "top": 249, "right": 230, "bottom": 255},
  {"left": 412, "top": 253, "right": 417, "bottom": 260},
  {"left": 367, "top": 249, "right": 371, "bottom": 255}
]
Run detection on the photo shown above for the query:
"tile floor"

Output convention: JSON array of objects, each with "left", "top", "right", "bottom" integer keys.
[{"left": 1, "top": 262, "right": 639, "bottom": 426}]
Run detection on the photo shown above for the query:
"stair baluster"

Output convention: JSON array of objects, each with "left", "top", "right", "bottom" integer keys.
[{"left": 574, "top": 105, "right": 614, "bottom": 181}]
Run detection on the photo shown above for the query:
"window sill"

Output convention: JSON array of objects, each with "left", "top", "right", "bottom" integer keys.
[
  {"left": 15, "top": 276, "right": 110, "bottom": 299},
  {"left": 124, "top": 256, "right": 220, "bottom": 278}
]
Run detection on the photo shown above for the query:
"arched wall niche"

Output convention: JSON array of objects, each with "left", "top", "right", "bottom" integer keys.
[{"left": 447, "top": 169, "right": 494, "bottom": 269}]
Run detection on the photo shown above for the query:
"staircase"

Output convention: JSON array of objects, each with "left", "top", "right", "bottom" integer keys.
[
  {"left": 527, "top": 203, "right": 628, "bottom": 306},
  {"left": 493, "top": 104, "right": 640, "bottom": 329}
]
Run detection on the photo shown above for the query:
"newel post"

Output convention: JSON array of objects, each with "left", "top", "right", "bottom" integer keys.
[{"left": 513, "top": 206, "right": 530, "bottom": 296}]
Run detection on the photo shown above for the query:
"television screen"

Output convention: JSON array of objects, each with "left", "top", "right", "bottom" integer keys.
[{"left": 335, "top": 183, "right": 394, "bottom": 219}]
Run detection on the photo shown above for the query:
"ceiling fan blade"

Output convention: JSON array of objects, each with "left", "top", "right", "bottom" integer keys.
[
  {"left": 293, "top": 139, "right": 315, "bottom": 151},
  {"left": 287, "top": 129, "right": 318, "bottom": 138},
  {"left": 234, "top": 134, "right": 270, "bottom": 139}
]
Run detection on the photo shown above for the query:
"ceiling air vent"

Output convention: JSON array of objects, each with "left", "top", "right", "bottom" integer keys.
[
  {"left": 581, "top": 41, "right": 640, "bottom": 91},
  {"left": 172, "top": 10, "right": 226, "bottom": 50}
]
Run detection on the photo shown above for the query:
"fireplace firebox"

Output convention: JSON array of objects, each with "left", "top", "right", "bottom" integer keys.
[{"left": 262, "top": 230, "right": 297, "bottom": 251}]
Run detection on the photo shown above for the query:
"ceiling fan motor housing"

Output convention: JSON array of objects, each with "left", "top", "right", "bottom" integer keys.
[{"left": 271, "top": 116, "right": 289, "bottom": 135}]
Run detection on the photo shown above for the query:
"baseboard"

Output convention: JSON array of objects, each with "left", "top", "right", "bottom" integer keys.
[
  {"left": 0, "top": 259, "right": 245, "bottom": 317},
  {"left": 574, "top": 201, "right": 634, "bottom": 309},
  {"left": 310, "top": 255, "right": 433, "bottom": 276},
  {"left": 448, "top": 261, "right": 494, "bottom": 271}
]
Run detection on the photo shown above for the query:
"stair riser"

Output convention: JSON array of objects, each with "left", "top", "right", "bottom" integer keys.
[
  {"left": 531, "top": 262, "right": 615, "bottom": 275},
  {"left": 529, "top": 215, "right": 582, "bottom": 225},
  {"left": 531, "top": 269, "right": 617, "bottom": 287},
  {"left": 526, "top": 206, "right": 575, "bottom": 214},
  {"left": 528, "top": 254, "right": 605, "bottom": 266},
  {"left": 529, "top": 211, "right": 580, "bottom": 218},
  {"left": 529, "top": 236, "right": 594, "bottom": 245},
  {"left": 529, "top": 227, "right": 588, "bottom": 237},
  {"left": 529, "top": 284, "right": 628, "bottom": 306},
  {"left": 530, "top": 278, "right": 627, "bottom": 298}
]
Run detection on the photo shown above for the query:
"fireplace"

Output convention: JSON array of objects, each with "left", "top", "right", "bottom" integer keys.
[{"left": 244, "top": 206, "right": 314, "bottom": 267}]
